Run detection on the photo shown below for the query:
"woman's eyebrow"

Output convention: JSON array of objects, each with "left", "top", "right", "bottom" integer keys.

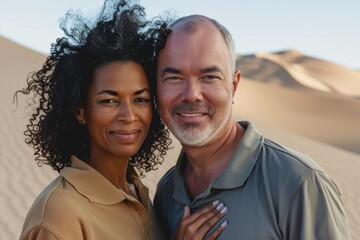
[
  {"left": 96, "top": 89, "right": 118, "bottom": 96},
  {"left": 96, "top": 88, "right": 150, "bottom": 96},
  {"left": 134, "top": 88, "right": 150, "bottom": 95}
]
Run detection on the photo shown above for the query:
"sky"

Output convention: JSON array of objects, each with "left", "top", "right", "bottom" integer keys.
[{"left": 1, "top": 0, "right": 359, "bottom": 69}]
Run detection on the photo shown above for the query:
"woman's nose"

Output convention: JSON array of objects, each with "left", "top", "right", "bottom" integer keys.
[{"left": 117, "top": 102, "right": 136, "bottom": 123}]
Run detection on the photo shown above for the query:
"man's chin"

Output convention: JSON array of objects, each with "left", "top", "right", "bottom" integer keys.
[{"left": 173, "top": 129, "right": 211, "bottom": 147}]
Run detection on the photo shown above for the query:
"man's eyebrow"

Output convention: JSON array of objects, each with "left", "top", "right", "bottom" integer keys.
[
  {"left": 199, "top": 66, "right": 222, "bottom": 74},
  {"left": 161, "top": 66, "right": 222, "bottom": 76},
  {"left": 161, "top": 67, "right": 182, "bottom": 77}
]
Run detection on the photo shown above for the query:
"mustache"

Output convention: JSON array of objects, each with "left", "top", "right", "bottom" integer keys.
[{"left": 171, "top": 103, "right": 211, "bottom": 112}]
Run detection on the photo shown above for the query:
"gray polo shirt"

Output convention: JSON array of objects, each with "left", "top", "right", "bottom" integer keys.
[{"left": 154, "top": 121, "right": 350, "bottom": 239}]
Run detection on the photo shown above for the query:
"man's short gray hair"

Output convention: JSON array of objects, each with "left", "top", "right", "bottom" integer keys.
[{"left": 169, "top": 15, "right": 236, "bottom": 73}]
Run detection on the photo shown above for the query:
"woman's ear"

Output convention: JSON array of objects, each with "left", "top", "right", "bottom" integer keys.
[{"left": 76, "top": 107, "right": 86, "bottom": 124}]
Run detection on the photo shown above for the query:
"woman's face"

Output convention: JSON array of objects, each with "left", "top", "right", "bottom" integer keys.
[{"left": 78, "top": 61, "right": 152, "bottom": 161}]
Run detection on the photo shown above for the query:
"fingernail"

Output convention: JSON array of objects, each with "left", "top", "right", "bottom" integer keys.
[
  {"left": 212, "top": 200, "right": 220, "bottom": 205},
  {"left": 216, "top": 203, "right": 224, "bottom": 210},
  {"left": 220, "top": 221, "right": 228, "bottom": 228},
  {"left": 220, "top": 206, "right": 228, "bottom": 214}
]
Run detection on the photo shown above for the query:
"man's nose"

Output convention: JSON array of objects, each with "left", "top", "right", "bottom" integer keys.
[{"left": 180, "top": 79, "right": 203, "bottom": 102}]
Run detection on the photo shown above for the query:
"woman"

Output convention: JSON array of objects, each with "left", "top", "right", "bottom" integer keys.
[{"left": 16, "top": 0, "right": 227, "bottom": 239}]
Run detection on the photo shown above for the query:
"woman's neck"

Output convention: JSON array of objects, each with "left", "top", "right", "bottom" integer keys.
[{"left": 86, "top": 152, "right": 130, "bottom": 192}]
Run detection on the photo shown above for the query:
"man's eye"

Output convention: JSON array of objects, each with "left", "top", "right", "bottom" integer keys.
[
  {"left": 202, "top": 75, "right": 219, "bottom": 80},
  {"left": 164, "top": 76, "right": 182, "bottom": 81}
]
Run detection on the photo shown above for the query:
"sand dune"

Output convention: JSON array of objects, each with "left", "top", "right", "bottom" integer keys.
[
  {"left": 237, "top": 50, "right": 360, "bottom": 97},
  {"left": 1, "top": 36, "right": 359, "bottom": 239},
  {"left": 234, "top": 78, "right": 360, "bottom": 154},
  {"left": 0, "top": 36, "right": 57, "bottom": 240}
]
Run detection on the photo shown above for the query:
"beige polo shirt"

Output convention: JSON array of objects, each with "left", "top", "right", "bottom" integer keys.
[{"left": 20, "top": 156, "right": 163, "bottom": 240}]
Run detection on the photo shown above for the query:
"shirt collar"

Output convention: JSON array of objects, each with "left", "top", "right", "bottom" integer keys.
[
  {"left": 172, "top": 121, "right": 263, "bottom": 203},
  {"left": 213, "top": 121, "right": 263, "bottom": 189},
  {"left": 173, "top": 151, "right": 191, "bottom": 204},
  {"left": 60, "top": 155, "right": 149, "bottom": 205}
]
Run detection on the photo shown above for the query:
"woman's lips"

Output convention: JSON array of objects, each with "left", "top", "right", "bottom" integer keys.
[{"left": 110, "top": 130, "right": 140, "bottom": 143}]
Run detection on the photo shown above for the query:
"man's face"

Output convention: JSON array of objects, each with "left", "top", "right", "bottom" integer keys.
[{"left": 156, "top": 21, "right": 239, "bottom": 147}]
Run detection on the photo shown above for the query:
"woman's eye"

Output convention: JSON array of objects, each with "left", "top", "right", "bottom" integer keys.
[
  {"left": 99, "top": 99, "right": 117, "bottom": 104},
  {"left": 135, "top": 98, "right": 151, "bottom": 103}
]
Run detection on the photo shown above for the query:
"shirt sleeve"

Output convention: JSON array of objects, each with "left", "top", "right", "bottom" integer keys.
[
  {"left": 20, "top": 225, "right": 59, "bottom": 240},
  {"left": 281, "top": 170, "right": 351, "bottom": 240}
]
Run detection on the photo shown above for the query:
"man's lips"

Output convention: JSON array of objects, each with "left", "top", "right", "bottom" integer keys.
[
  {"left": 171, "top": 104, "right": 211, "bottom": 122},
  {"left": 173, "top": 112, "right": 208, "bottom": 123},
  {"left": 176, "top": 113, "right": 206, "bottom": 117}
]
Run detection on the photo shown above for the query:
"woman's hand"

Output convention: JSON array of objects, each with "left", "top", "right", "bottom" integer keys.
[{"left": 175, "top": 200, "right": 228, "bottom": 240}]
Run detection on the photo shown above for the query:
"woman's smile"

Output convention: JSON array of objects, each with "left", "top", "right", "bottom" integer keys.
[
  {"left": 109, "top": 129, "right": 141, "bottom": 143},
  {"left": 79, "top": 61, "right": 152, "bottom": 160}
]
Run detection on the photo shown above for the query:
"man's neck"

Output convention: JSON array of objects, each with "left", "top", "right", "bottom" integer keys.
[{"left": 184, "top": 122, "right": 245, "bottom": 199}]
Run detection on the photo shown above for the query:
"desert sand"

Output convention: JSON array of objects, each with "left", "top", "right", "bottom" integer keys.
[{"left": 1, "top": 36, "right": 359, "bottom": 239}]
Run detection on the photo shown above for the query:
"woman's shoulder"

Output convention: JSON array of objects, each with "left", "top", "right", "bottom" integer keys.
[
  {"left": 20, "top": 176, "right": 86, "bottom": 239},
  {"left": 27, "top": 177, "right": 65, "bottom": 216},
  {"left": 29, "top": 176, "right": 82, "bottom": 211}
]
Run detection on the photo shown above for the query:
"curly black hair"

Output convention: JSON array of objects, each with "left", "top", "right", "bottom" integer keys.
[{"left": 14, "top": 0, "right": 171, "bottom": 176}]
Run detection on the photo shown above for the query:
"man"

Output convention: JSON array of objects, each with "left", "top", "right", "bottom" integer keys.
[{"left": 154, "top": 15, "right": 350, "bottom": 239}]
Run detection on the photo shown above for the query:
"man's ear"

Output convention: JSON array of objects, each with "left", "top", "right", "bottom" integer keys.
[
  {"left": 232, "top": 70, "right": 241, "bottom": 97},
  {"left": 76, "top": 107, "right": 86, "bottom": 124}
]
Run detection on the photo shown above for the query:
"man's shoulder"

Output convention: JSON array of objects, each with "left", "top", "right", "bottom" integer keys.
[
  {"left": 262, "top": 138, "right": 324, "bottom": 173},
  {"left": 239, "top": 121, "right": 323, "bottom": 172}
]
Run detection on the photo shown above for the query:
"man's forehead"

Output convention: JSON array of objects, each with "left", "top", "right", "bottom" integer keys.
[{"left": 170, "top": 15, "right": 214, "bottom": 34}]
